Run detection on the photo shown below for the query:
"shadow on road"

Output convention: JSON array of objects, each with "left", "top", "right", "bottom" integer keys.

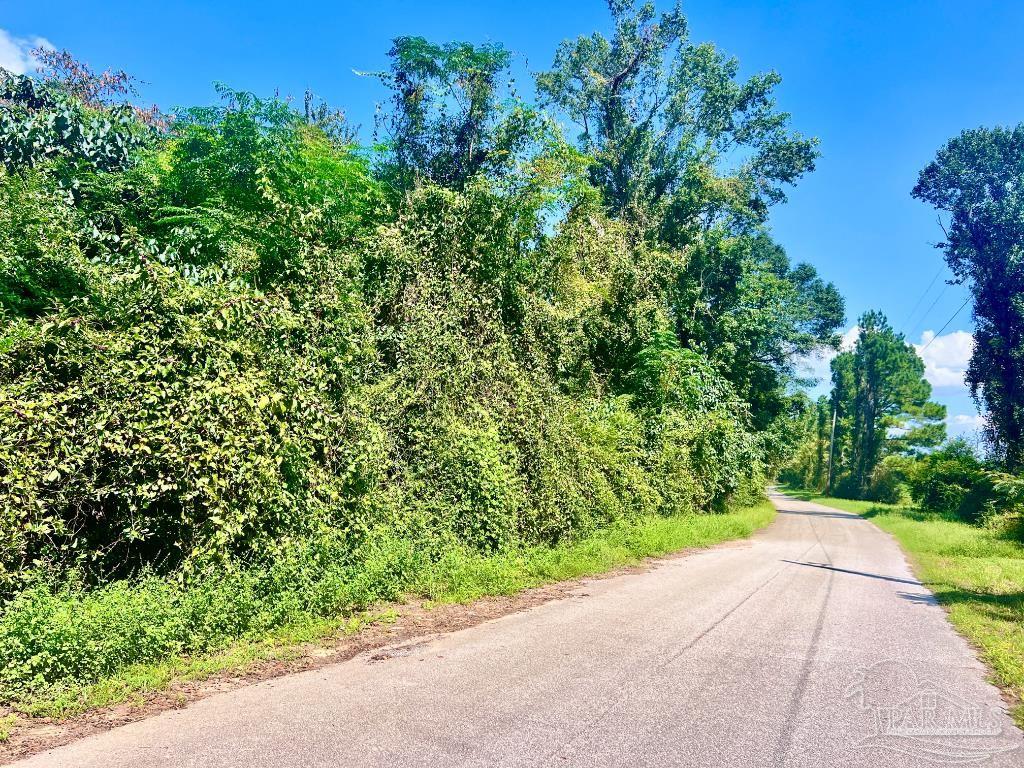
[
  {"left": 782, "top": 559, "right": 924, "bottom": 586},
  {"left": 897, "top": 591, "right": 939, "bottom": 606},
  {"left": 776, "top": 508, "right": 863, "bottom": 521}
]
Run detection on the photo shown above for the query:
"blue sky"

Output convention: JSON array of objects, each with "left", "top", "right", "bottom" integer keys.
[{"left": 5, "top": 0, "right": 1023, "bottom": 437}]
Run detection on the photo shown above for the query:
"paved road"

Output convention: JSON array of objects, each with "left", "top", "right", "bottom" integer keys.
[{"left": 15, "top": 492, "right": 1024, "bottom": 767}]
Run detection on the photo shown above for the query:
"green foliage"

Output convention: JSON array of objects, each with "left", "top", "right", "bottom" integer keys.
[
  {"left": 536, "top": 0, "right": 818, "bottom": 229},
  {"left": 0, "top": 170, "right": 87, "bottom": 319},
  {"left": 159, "top": 86, "right": 384, "bottom": 281},
  {"left": 0, "top": 90, "right": 385, "bottom": 589},
  {"left": 630, "top": 318, "right": 761, "bottom": 510},
  {"left": 371, "top": 36, "right": 541, "bottom": 191},
  {"left": 907, "top": 440, "right": 987, "bottom": 518},
  {"left": 1, "top": 13, "right": 841, "bottom": 707},
  {"left": 829, "top": 311, "right": 946, "bottom": 498},
  {"left": 865, "top": 455, "right": 911, "bottom": 504},
  {"left": 532, "top": 1, "right": 843, "bottom": 490},
  {"left": 534, "top": 1, "right": 844, "bottom": 441},
  {"left": 0, "top": 503, "right": 774, "bottom": 711},
  {"left": 0, "top": 87, "right": 777, "bottom": 590},
  {"left": 904, "top": 440, "right": 1024, "bottom": 531},
  {"left": 913, "top": 125, "right": 1024, "bottom": 468},
  {"left": 779, "top": 394, "right": 832, "bottom": 493},
  {"left": 0, "top": 530, "right": 415, "bottom": 703},
  {"left": 691, "top": 234, "right": 844, "bottom": 430},
  {"left": 0, "top": 70, "right": 151, "bottom": 176}
]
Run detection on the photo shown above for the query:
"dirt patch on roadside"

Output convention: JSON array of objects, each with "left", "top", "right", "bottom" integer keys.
[{"left": 0, "top": 541, "right": 749, "bottom": 764}]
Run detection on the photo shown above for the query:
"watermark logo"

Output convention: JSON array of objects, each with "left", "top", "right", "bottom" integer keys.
[{"left": 846, "top": 661, "right": 1020, "bottom": 764}]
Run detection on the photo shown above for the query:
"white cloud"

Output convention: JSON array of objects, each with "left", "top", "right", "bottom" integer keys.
[
  {"left": 0, "top": 29, "right": 53, "bottom": 75},
  {"left": 914, "top": 329, "right": 973, "bottom": 389},
  {"left": 947, "top": 412, "right": 985, "bottom": 438},
  {"left": 839, "top": 326, "right": 860, "bottom": 351},
  {"left": 795, "top": 348, "right": 835, "bottom": 393},
  {"left": 952, "top": 413, "right": 984, "bottom": 427},
  {"left": 796, "top": 325, "right": 973, "bottom": 399}
]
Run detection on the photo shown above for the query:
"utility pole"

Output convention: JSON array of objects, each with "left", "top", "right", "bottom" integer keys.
[{"left": 826, "top": 405, "right": 837, "bottom": 496}]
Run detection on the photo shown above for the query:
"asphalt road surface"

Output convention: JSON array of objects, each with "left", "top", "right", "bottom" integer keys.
[{"left": 15, "top": 492, "right": 1024, "bottom": 767}]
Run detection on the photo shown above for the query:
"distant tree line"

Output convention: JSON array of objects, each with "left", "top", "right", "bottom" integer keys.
[
  {"left": 784, "top": 121, "right": 1024, "bottom": 529},
  {"left": 783, "top": 311, "right": 945, "bottom": 501}
]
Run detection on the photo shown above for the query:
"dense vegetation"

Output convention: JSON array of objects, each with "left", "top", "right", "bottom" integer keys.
[
  {"left": 0, "top": 1, "right": 842, "bottom": 706},
  {"left": 785, "top": 125, "right": 1024, "bottom": 534},
  {"left": 783, "top": 311, "right": 945, "bottom": 501},
  {"left": 914, "top": 127, "right": 1024, "bottom": 469}
]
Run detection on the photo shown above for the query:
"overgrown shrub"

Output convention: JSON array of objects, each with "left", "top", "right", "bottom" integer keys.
[
  {"left": 907, "top": 440, "right": 989, "bottom": 520},
  {"left": 865, "top": 456, "right": 911, "bottom": 504},
  {"left": 0, "top": 527, "right": 426, "bottom": 701},
  {"left": 0, "top": 99, "right": 776, "bottom": 592},
  {"left": 0, "top": 141, "right": 384, "bottom": 588},
  {"left": 1, "top": 31, "right": 840, "bottom": 614}
]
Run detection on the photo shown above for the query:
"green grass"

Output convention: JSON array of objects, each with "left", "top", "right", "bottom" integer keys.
[
  {"left": 418, "top": 501, "right": 776, "bottom": 603},
  {"left": 778, "top": 485, "right": 1024, "bottom": 727},
  {"left": 0, "top": 502, "right": 775, "bottom": 723},
  {"left": 0, "top": 714, "right": 16, "bottom": 742},
  {"left": 4, "top": 610, "right": 396, "bottom": 722}
]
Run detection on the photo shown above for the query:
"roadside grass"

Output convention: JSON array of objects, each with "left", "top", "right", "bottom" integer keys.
[
  {"left": 0, "top": 502, "right": 775, "bottom": 726},
  {"left": 421, "top": 501, "right": 776, "bottom": 603},
  {"left": 5, "top": 609, "right": 395, "bottom": 724},
  {"left": 778, "top": 485, "right": 1024, "bottom": 727},
  {"left": 0, "top": 714, "right": 16, "bottom": 743}
]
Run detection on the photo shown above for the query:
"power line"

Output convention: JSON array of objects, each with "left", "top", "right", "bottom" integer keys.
[
  {"left": 909, "top": 282, "right": 949, "bottom": 340},
  {"left": 919, "top": 297, "right": 972, "bottom": 352},
  {"left": 900, "top": 266, "right": 944, "bottom": 332}
]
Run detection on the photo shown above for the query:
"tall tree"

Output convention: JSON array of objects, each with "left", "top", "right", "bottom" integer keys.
[
  {"left": 780, "top": 393, "right": 832, "bottom": 492},
  {"left": 536, "top": 2, "right": 842, "bottom": 431},
  {"left": 369, "top": 37, "right": 540, "bottom": 191},
  {"left": 693, "top": 233, "right": 844, "bottom": 429},
  {"left": 913, "top": 126, "right": 1024, "bottom": 467},
  {"left": 536, "top": 0, "right": 818, "bottom": 237},
  {"left": 830, "top": 311, "right": 946, "bottom": 497}
]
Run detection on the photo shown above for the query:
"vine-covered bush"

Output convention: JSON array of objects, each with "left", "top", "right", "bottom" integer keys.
[
  {"left": 0, "top": 98, "right": 767, "bottom": 593},
  {"left": 907, "top": 440, "right": 989, "bottom": 519},
  {"left": 0, "top": 5, "right": 855, "bottom": 703},
  {"left": 0, "top": 24, "right": 842, "bottom": 599}
]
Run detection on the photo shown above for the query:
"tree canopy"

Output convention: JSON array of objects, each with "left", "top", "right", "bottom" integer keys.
[
  {"left": 913, "top": 125, "right": 1024, "bottom": 468},
  {"left": 370, "top": 36, "right": 543, "bottom": 191},
  {"left": 0, "top": 2, "right": 843, "bottom": 596},
  {"left": 536, "top": 0, "right": 818, "bottom": 236},
  {"left": 828, "top": 311, "right": 945, "bottom": 497}
]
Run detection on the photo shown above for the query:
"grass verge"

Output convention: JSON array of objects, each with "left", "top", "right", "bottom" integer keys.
[
  {"left": 778, "top": 485, "right": 1024, "bottom": 727},
  {"left": 0, "top": 502, "right": 775, "bottom": 727}
]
